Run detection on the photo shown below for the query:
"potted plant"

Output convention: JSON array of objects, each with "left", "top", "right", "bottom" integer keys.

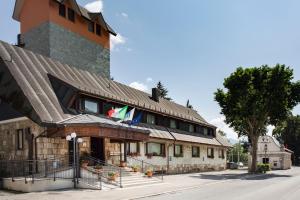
[
  {"left": 146, "top": 168, "right": 153, "bottom": 178},
  {"left": 108, "top": 172, "right": 117, "bottom": 181},
  {"left": 80, "top": 151, "right": 89, "bottom": 169},
  {"left": 146, "top": 153, "right": 153, "bottom": 159},
  {"left": 94, "top": 164, "right": 103, "bottom": 174},
  {"left": 132, "top": 165, "right": 139, "bottom": 172},
  {"left": 120, "top": 160, "right": 127, "bottom": 167}
]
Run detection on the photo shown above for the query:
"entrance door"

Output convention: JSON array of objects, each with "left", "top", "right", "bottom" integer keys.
[{"left": 91, "top": 137, "right": 105, "bottom": 161}]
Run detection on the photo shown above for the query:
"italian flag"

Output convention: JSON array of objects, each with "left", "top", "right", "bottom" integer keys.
[{"left": 108, "top": 106, "right": 128, "bottom": 120}]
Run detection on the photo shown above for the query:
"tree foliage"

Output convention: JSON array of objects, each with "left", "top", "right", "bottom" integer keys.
[
  {"left": 156, "top": 81, "right": 172, "bottom": 101},
  {"left": 215, "top": 64, "right": 300, "bottom": 172},
  {"left": 227, "top": 143, "right": 248, "bottom": 164},
  {"left": 273, "top": 114, "right": 300, "bottom": 165}
]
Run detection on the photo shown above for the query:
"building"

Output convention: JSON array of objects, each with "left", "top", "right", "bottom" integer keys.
[
  {"left": 248, "top": 136, "right": 292, "bottom": 170},
  {"left": 0, "top": 0, "right": 231, "bottom": 191},
  {"left": 13, "top": 0, "right": 116, "bottom": 78}
]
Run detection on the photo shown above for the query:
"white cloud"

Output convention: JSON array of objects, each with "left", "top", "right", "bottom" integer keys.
[
  {"left": 129, "top": 82, "right": 148, "bottom": 92},
  {"left": 121, "top": 12, "right": 128, "bottom": 18},
  {"left": 110, "top": 34, "right": 126, "bottom": 51},
  {"left": 210, "top": 116, "right": 238, "bottom": 140},
  {"left": 84, "top": 0, "right": 103, "bottom": 13},
  {"left": 146, "top": 77, "right": 153, "bottom": 82}
]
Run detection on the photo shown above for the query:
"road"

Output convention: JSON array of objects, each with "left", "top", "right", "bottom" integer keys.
[
  {"left": 143, "top": 168, "right": 300, "bottom": 200},
  {"left": 1, "top": 168, "right": 300, "bottom": 200}
]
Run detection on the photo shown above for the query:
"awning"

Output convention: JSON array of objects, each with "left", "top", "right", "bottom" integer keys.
[{"left": 48, "top": 114, "right": 150, "bottom": 141}]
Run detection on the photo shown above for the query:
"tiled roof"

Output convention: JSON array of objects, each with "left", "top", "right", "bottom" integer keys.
[{"left": 0, "top": 40, "right": 213, "bottom": 128}]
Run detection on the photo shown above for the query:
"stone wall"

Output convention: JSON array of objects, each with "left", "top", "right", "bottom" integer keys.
[
  {"left": 23, "top": 22, "right": 110, "bottom": 78},
  {"left": 0, "top": 117, "right": 44, "bottom": 160}
]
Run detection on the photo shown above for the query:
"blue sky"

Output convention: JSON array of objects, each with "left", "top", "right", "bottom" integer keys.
[{"left": 1, "top": 0, "right": 299, "bottom": 139}]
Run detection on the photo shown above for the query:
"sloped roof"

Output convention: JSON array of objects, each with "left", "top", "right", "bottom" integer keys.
[
  {"left": 168, "top": 128, "right": 221, "bottom": 146},
  {"left": 0, "top": 40, "right": 213, "bottom": 128},
  {"left": 58, "top": 114, "right": 150, "bottom": 134},
  {"left": 215, "top": 132, "right": 232, "bottom": 147},
  {"left": 13, "top": 0, "right": 117, "bottom": 36}
]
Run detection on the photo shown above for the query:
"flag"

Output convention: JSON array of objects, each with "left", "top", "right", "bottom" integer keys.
[
  {"left": 108, "top": 106, "right": 128, "bottom": 119},
  {"left": 123, "top": 108, "right": 135, "bottom": 122},
  {"left": 130, "top": 112, "right": 142, "bottom": 125}
]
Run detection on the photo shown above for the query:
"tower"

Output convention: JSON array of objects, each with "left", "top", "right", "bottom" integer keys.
[{"left": 13, "top": 0, "right": 116, "bottom": 78}]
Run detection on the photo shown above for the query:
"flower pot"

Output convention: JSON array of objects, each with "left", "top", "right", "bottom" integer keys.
[
  {"left": 133, "top": 168, "right": 138, "bottom": 172},
  {"left": 120, "top": 161, "right": 127, "bottom": 167},
  {"left": 147, "top": 171, "right": 153, "bottom": 178},
  {"left": 81, "top": 161, "right": 89, "bottom": 169},
  {"left": 108, "top": 175, "right": 116, "bottom": 182},
  {"left": 95, "top": 168, "right": 102, "bottom": 174}
]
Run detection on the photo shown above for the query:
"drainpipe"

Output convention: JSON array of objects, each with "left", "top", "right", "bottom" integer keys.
[{"left": 165, "top": 128, "right": 176, "bottom": 174}]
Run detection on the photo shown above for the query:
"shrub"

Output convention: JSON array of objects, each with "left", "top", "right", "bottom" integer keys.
[{"left": 257, "top": 163, "right": 271, "bottom": 173}]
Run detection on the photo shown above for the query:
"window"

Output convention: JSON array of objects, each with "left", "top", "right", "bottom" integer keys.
[
  {"left": 146, "top": 114, "right": 156, "bottom": 125},
  {"left": 192, "top": 146, "right": 200, "bottom": 157},
  {"left": 84, "top": 100, "right": 98, "bottom": 113},
  {"left": 88, "top": 21, "right": 95, "bottom": 33},
  {"left": 68, "top": 8, "right": 75, "bottom": 22},
  {"left": 179, "top": 122, "right": 189, "bottom": 132},
  {"left": 203, "top": 128, "right": 208, "bottom": 136},
  {"left": 96, "top": 24, "right": 102, "bottom": 36},
  {"left": 174, "top": 144, "right": 183, "bottom": 157},
  {"left": 127, "top": 142, "right": 139, "bottom": 155},
  {"left": 196, "top": 126, "right": 204, "bottom": 134},
  {"left": 188, "top": 124, "right": 194, "bottom": 132},
  {"left": 218, "top": 149, "right": 225, "bottom": 159},
  {"left": 170, "top": 119, "right": 177, "bottom": 129},
  {"left": 207, "top": 147, "right": 214, "bottom": 158},
  {"left": 59, "top": 4, "right": 66, "bottom": 17},
  {"left": 146, "top": 142, "right": 165, "bottom": 156},
  {"left": 262, "top": 158, "right": 269, "bottom": 164},
  {"left": 17, "top": 129, "right": 24, "bottom": 150}
]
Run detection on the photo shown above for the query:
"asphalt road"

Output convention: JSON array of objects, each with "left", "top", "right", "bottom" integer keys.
[{"left": 143, "top": 167, "right": 300, "bottom": 200}]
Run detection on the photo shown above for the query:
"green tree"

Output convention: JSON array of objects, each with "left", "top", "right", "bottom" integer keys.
[
  {"left": 156, "top": 81, "right": 172, "bottom": 101},
  {"left": 273, "top": 115, "right": 300, "bottom": 165},
  {"left": 215, "top": 64, "right": 300, "bottom": 172},
  {"left": 227, "top": 143, "right": 248, "bottom": 164}
]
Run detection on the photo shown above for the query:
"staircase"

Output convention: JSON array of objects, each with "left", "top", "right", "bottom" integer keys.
[
  {"left": 80, "top": 156, "right": 163, "bottom": 189},
  {"left": 120, "top": 167, "right": 162, "bottom": 188}
]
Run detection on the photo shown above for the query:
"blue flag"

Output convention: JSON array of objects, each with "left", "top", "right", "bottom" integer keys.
[{"left": 130, "top": 112, "right": 142, "bottom": 125}]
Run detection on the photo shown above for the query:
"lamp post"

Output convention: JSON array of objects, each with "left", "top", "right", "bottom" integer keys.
[{"left": 66, "top": 132, "right": 83, "bottom": 188}]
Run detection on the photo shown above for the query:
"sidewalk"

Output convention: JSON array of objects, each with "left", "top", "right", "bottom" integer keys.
[{"left": 0, "top": 169, "right": 261, "bottom": 200}]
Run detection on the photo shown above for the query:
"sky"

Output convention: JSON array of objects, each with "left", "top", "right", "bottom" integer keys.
[{"left": 1, "top": 0, "right": 300, "bottom": 140}]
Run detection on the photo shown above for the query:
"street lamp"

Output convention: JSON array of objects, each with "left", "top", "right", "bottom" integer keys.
[{"left": 66, "top": 132, "right": 83, "bottom": 188}]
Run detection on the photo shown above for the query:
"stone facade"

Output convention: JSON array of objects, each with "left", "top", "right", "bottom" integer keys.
[
  {"left": 0, "top": 117, "right": 44, "bottom": 160},
  {"left": 107, "top": 138, "right": 227, "bottom": 173},
  {"left": 0, "top": 117, "right": 228, "bottom": 173},
  {"left": 23, "top": 22, "right": 110, "bottom": 78}
]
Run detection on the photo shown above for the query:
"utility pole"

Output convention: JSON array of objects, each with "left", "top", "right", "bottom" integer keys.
[{"left": 237, "top": 141, "right": 240, "bottom": 163}]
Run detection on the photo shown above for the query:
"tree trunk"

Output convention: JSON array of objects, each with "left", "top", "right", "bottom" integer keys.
[{"left": 249, "top": 135, "right": 259, "bottom": 173}]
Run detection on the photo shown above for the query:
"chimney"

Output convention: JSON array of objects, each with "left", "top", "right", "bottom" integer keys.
[
  {"left": 17, "top": 34, "right": 25, "bottom": 47},
  {"left": 152, "top": 88, "right": 160, "bottom": 102}
]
